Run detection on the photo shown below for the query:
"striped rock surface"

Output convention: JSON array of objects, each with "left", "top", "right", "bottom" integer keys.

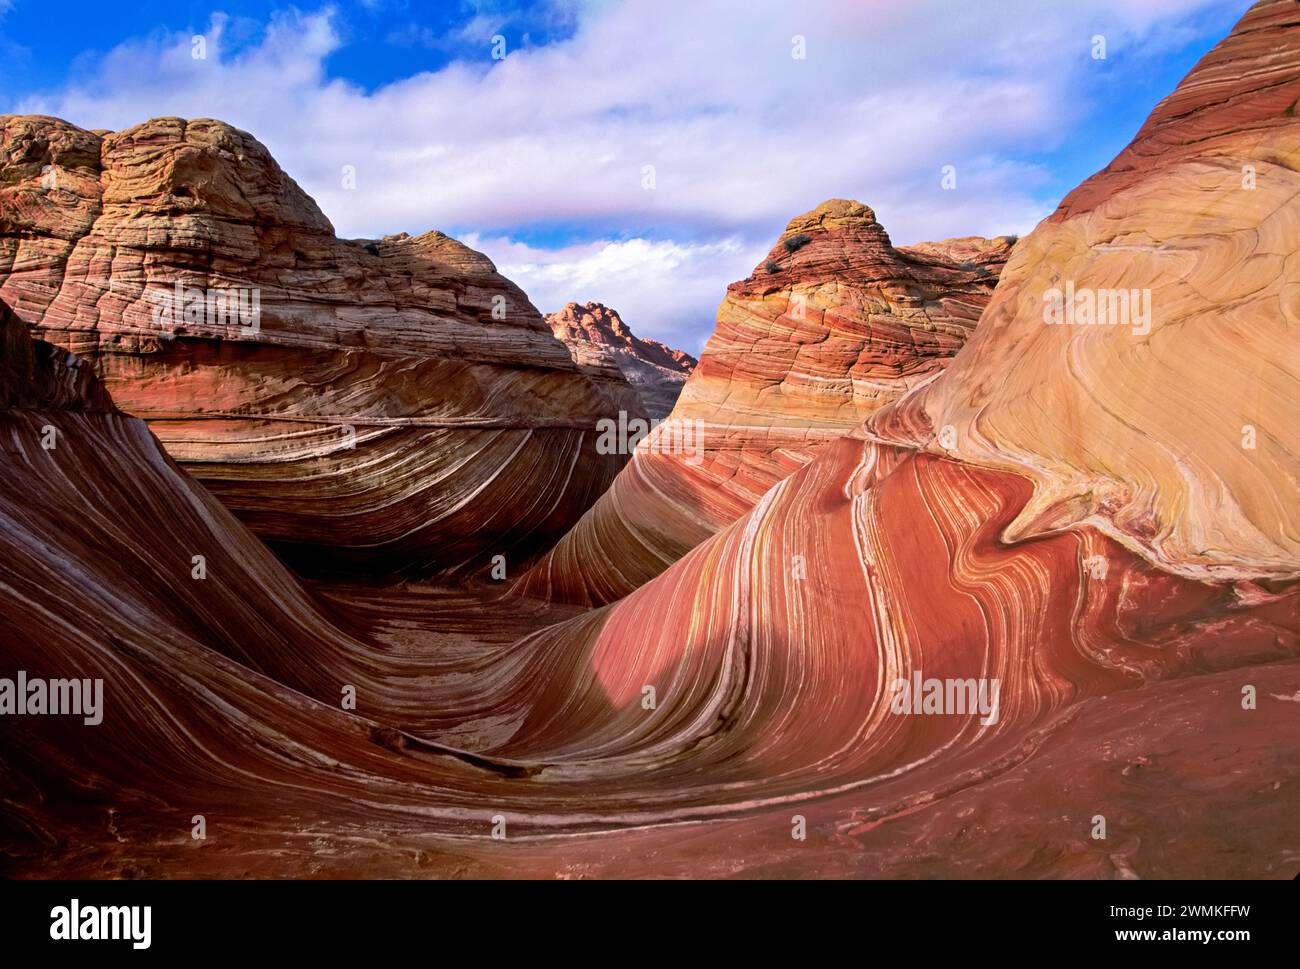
[
  {"left": 2, "top": 1, "right": 1299, "bottom": 881},
  {"left": 866, "top": 0, "right": 1300, "bottom": 584},
  {"left": 486, "top": 0, "right": 1300, "bottom": 867},
  {"left": 517, "top": 200, "right": 1014, "bottom": 605},
  {"left": 0, "top": 115, "right": 641, "bottom": 576},
  {"left": 420, "top": 0, "right": 1297, "bottom": 874},
  {"left": 1, "top": 293, "right": 1295, "bottom": 879}
]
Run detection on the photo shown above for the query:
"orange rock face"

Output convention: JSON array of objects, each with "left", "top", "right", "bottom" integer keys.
[
  {"left": 2, "top": 286, "right": 1293, "bottom": 878},
  {"left": 863, "top": 1, "right": 1300, "bottom": 585},
  {"left": 0, "top": 297, "right": 557, "bottom": 734},
  {"left": 547, "top": 301, "right": 696, "bottom": 419},
  {"left": 0, "top": 115, "right": 641, "bottom": 576},
  {"left": 518, "top": 200, "right": 1013, "bottom": 605},
  {"left": 494, "top": 0, "right": 1300, "bottom": 874},
  {"left": 0, "top": 300, "right": 586, "bottom": 872},
  {"left": 1, "top": 0, "right": 1298, "bottom": 883}
]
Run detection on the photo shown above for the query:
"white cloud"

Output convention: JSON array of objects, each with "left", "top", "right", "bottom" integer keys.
[
  {"left": 10, "top": 0, "right": 1250, "bottom": 349},
  {"left": 465, "top": 233, "right": 761, "bottom": 354}
]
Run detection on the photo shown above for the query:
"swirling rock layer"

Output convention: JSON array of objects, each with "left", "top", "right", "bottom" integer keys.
[
  {"left": 547, "top": 301, "right": 696, "bottom": 419},
  {"left": 519, "top": 201, "right": 1013, "bottom": 604},
  {"left": 866, "top": 0, "right": 1300, "bottom": 583},
  {"left": 0, "top": 115, "right": 641, "bottom": 576},
  {"left": 2, "top": 320, "right": 1294, "bottom": 876},
  {"left": 2, "top": 1, "right": 1299, "bottom": 881}
]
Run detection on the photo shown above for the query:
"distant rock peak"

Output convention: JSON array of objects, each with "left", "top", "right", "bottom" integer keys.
[
  {"left": 780, "top": 198, "right": 884, "bottom": 239},
  {"left": 520, "top": 201, "right": 1015, "bottom": 606},
  {"left": 751, "top": 196, "right": 1016, "bottom": 285},
  {"left": 545, "top": 302, "right": 697, "bottom": 420},
  {"left": 547, "top": 301, "right": 696, "bottom": 373}
]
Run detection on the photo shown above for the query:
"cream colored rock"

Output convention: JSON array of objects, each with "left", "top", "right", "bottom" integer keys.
[{"left": 868, "top": 0, "right": 1300, "bottom": 582}]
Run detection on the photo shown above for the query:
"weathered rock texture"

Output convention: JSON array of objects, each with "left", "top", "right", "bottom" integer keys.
[
  {"left": 547, "top": 301, "right": 695, "bottom": 419},
  {"left": 2, "top": 1, "right": 1299, "bottom": 883},
  {"left": 866, "top": 0, "right": 1300, "bottom": 585},
  {"left": 0, "top": 115, "right": 641, "bottom": 576},
  {"left": 482, "top": 0, "right": 1300, "bottom": 873},
  {"left": 0, "top": 297, "right": 559, "bottom": 732},
  {"left": 0, "top": 299, "right": 600, "bottom": 871},
  {"left": 518, "top": 201, "right": 1014, "bottom": 604}
]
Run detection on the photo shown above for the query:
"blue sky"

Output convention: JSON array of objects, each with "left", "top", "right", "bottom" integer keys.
[{"left": 0, "top": 0, "right": 1254, "bottom": 351}]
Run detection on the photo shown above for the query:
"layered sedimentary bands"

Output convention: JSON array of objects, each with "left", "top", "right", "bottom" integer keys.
[
  {"left": 518, "top": 199, "right": 1014, "bottom": 604},
  {"left": 865, "top": 4, "right": 1300, "bottom": 585},
  {"left": 547, "top": 301, "right": 696, "bottom": 419},
  {"left": 2, "top": 0, "right": 1299, "bottom": 880},
  {"left": 0, "top": 115, "right": 641, "bottom": 576}
]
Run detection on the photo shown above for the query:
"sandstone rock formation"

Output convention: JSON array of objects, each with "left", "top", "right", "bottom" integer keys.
[
  {"left": 0, "top": 299, "right": 112, "bottom": 412},
  {"left": 518, "top": 201, "right": 1014, "bottom": 604},
  {"left": 0, "top": 296, "right": 543, "bottom": 731},
  {"left": 865, "top": 0, "right": 1300, "bottom": 585},
  {"left": 547, "top": 301, "right": 695, "bottom": 419},
  {"left": 2, "top": 0, "right": 1298, "bottom": 883},
  {"left": 478, "top": 0, "right": 1300, "bottom": 875},
  {"left": 0, "top": 297, "right": 588, "bottom": 871},
  {"left": 0, "top": 115, "right": 642, "bottom": 576}
]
